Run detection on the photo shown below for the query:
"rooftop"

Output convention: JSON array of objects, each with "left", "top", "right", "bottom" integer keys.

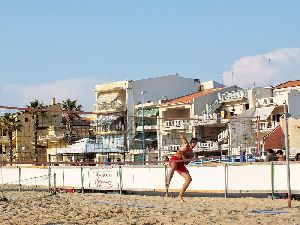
[
  {"left": 162, "top": 88, "right": 221, "bottom": 105},
  {"left": 273, "top": 80, "right": 300, "bottom": 89}
]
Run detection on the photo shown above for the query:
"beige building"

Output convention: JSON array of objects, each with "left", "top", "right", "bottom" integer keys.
[
  {"left": 10, "top": 98, "right": 91, "bottom": 163},
  {"left": 14, "top": 101, "right": 62, "bottom": 162}
]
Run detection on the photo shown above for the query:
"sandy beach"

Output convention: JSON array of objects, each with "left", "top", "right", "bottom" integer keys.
[{"left": 0, "top": 190, "right": 300, "bottom": 225}]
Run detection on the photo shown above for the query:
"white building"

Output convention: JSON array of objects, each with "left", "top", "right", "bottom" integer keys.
[{"left": 93, "top": 74, "right": 202, "bottom": 162}]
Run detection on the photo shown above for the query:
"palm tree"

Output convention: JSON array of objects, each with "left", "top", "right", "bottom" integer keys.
[
  {"left": 0, "top": 113, "right": 22, "bottom": 165},
  {"left": 61, "top": 99, "right": 83, "bottom": 144},
  {"left": 26, "top": 99, "right": 45, "bottom": 162}
]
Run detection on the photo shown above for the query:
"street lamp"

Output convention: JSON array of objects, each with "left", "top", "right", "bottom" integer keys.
[
  {"left": 141, "top": 91, "right": 147, "bottom": 164},
  {"left": 283, "top": 102, "right": 292, "bottom": 208}
]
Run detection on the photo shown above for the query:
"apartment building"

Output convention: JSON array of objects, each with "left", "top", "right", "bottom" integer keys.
[
  {"left": 93, "top": 74, "right": 201, "bottom": 162},
  {"left": 156, "top": 82, "right": 246, "bottom": 157}
]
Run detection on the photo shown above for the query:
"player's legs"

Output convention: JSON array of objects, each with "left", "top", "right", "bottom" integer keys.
[{"left": 178, "top": 171, "right": 192, "bottom": 200}]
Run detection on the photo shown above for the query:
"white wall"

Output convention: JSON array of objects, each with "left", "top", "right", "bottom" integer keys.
[
  {"left": 130, "top": 75, "right": 198, "bottom": 104},
  {"left": 288, "top": 90, "right": 300, "bottom": 119},
  {"left": 194, "top": 86, "right": 243, "bottom": 116},
  {"left": 2, "top": 163, "right": 300, "bottom": 193}
]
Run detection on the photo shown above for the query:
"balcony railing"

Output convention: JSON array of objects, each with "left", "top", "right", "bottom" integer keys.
[
  {"left": 201, "top": 100, "right": 221, "bottom": 115},
  {"left": 93, "top": 102, "right": 125, "bottom": 112},
  {"left": 218, "top": 129, "right": 229, "bottom": 142},
  {"left": 218, "top": 90, "right": 247, "bottom": 103},
  {"left": 163, "top": 145, "right": 181, "bottom": 151},
  {"left": 136, "top": 125, "right": 158, "bottom": 131},
  {"left": 193, "top": 114, "right": 219, "bottom": 126},
  {"left": 163, "top": 141, "right": 219, "bottom": 152},
  {"left": 38, "top": 134, "right": 65, "bottom": 140},
  {"left": 1, "top": 136, "right": 10, "bottom": 143},
  {"left": 163, "top": 120, "right": 190, "bottom": 130},
  {"left": 256, "top": 97, "right": 276, "bottom": 107},
  {"left": 252, "top": 121, "right": 279, "bottom": 132},
  {"left": 194, "top": 141, "right": 219, "bottom": 152}
]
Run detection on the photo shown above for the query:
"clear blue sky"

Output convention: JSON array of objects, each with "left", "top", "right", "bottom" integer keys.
[{"left": 0, "top": 0, "right": 299, "bottom": 108}]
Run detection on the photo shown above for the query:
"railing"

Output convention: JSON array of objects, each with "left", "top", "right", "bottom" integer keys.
[
  {"left": 38, "top": 134, "right": 65, "bottom": 140},
  {"left": 252, "top": 121, "right": 278, "bottom": 131},
  {"left": 93, "top": 102, "right": 125, "bottom": 112},
  {"left": 194, "top": 113, "right": 219, "bottom": 125},
  {"left": 201, "top": 100, "right": 221, "bottom": 115},
  {"left": 136, "top": 120, "right": 157, "bottom": 130},
  {"left": 194, "top": 141, "right": 219, "bottom": 152},
  {"left": 163, "top": 145, "right": 181, "bottom": 151},
  {"left": 218, "top": 90, "right": 247, "bottom": 102},
  {"left": 163, "top": 120, "right": 190, "bottom": 130},
  {"left": 163, "top": 141, "right": 221, "bottom": 152},
  {"left": 256, "top": 97, "right": 277, "bottom": 107},
  {"left": 1, "top": 136, "right": 10, "bottom": 143},
  {"left": 136, "top": 120, "right": 157, "bottom": 127},
  {"left": 218, "top": 129, "right": 229, "bottom": 142},
  {"left": 136, "top": 125, "right": 158, "bottom": 131}
]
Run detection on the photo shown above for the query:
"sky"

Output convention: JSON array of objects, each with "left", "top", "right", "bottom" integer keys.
[{"left": 0, "top": 0, "right": 300, "bottom": 111}]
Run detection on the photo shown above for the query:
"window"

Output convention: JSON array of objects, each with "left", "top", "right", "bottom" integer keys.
[{"left": 25, "top": 118, "right": 29, "bottom": 122}]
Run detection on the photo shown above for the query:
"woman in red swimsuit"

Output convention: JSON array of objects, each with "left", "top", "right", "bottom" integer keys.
[{"left": 166, "top": 133, "right": 198, "bottom": 202}]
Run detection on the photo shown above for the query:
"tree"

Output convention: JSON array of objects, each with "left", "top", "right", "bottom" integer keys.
[
  {"left": 0, "top": 113, "right": 22, "bottom": 165},
  {"left": 26, "top": 99, "right": 45, "bottom": 162},
  {"left": 61, "top": 99, "right": 83, "bottom": 144}
]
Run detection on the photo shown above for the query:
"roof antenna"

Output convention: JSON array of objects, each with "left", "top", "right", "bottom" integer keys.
[{"left": 268, "top": 58, "right": 272, "bottom": 87}]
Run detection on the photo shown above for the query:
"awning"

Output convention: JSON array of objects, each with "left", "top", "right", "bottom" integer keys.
[
  {"left": 135, "top": 108, "right": 159, "bottom": 117},
  {"left": 97, "top": 92, "right": 119, "bottom": 103},
  {"left": 254, "top": 106, "right": 275, "bottom": 120}
]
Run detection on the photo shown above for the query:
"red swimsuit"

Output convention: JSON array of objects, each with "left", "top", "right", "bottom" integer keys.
[{"left": 169, "top": 155, "right": 188, "bottom": 174}]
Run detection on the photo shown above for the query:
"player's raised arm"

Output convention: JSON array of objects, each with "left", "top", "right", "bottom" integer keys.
[{"left": 179, "top": 132, "right": 188, "bottom": 146}]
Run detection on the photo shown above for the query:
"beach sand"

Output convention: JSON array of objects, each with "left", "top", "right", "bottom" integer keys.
[{"left": 0, "top": 190, "right": 300, "bottom": 225}]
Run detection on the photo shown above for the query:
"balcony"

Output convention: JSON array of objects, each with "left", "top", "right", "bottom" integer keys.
[
  {"left": 218, "top": 90, "right": 247, "bottom": 103},
  {"left": 218, "top": 129, "right": 229, "bottom": 142},
  {"left": 1, "top": 136, "right": 10, "bottom": 144},
  {"left": 259, "top": 121, "right": 278, "bottom": 132},
  {"left": 93, "top": 101, "right": 125, "bottom": 112},
  {"left": 136, "top": 120, "right": 158, "bottom": 131},
  {"left": 193, "top": 114, "right": 219, "bottom": 126},
  {"left": 201, "top": 100, "right": 221, "bottom": 115},
  {"left": 163, "top": 145, "right": 181, "bottom": 152},
  {"left": 163, "top": 120, "right": 190, "bottom": 131},
  {"left": 252, "top": 121, "right": 279, "bottom": 133},
  {"left": 38, "top": 134, "right": 65, "bottom": 141},
  {"left": 193, "top": 141, "right": 219, "bottom": 152},
  {"left": 256, "top": 97, "right": 277, "bottom": 107},
  {"left": 136, "top": 125, "right": 158, "bottom": 131}
]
